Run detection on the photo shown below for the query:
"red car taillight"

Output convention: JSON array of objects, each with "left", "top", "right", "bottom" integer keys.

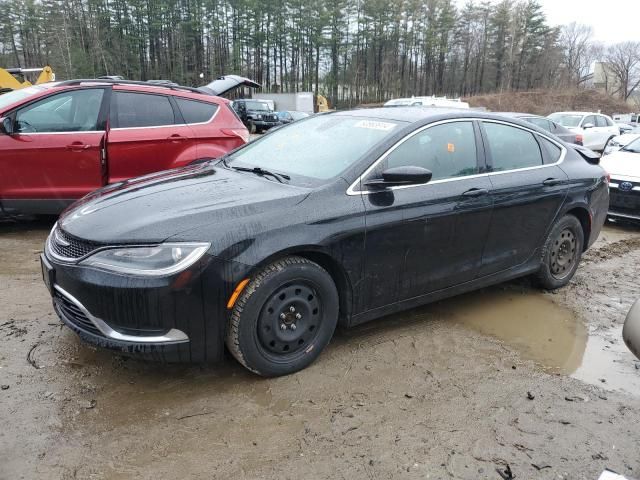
[
  {"left": 221, "top": 128, "right": 250, "bottom": 144},
  {"left": 575, "top": 134, "right": 583, "bottom": 145}
]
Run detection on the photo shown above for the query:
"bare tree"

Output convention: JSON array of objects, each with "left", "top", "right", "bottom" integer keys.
[
  {"left": 605, "top": 41, "right": 640, "bottom": 100},
  {"left": 560, "top": 22, "right": 596, "bottom": 86}
]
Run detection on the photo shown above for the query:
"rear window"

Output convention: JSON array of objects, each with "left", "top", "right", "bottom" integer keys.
[
  {"left": 526, "top": 117, "right": 552, "bottom": 132},
  {"left": 111, "top": 91, "right": 175, "bottom": 128},
  {"left": 596, "top": 116, "right": 608, "bottom": 127},
  {"left": 176, "top": 98, "right": 218, "bottom": 124},
  {"left": 548, "top": 114, "right": 583, "bottom": 127}
]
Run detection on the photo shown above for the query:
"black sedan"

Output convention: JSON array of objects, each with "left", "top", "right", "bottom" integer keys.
[
  {"left": 498, "top": 112, "right": 583, "bottom": 145},
  {"left": 42, "top": 108, "right": 609, "bottom": 376}
]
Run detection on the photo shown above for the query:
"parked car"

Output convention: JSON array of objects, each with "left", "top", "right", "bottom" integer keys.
[
  {"left": 603, "top": 132, "right": 640, "bottom": 156},
  {"left": 276, "top": 110, "right": 310, "bottom": 125},
  {"left": 600, "top": 136, "right": 640, "bottom": 221},
  {"left": 42, "top": 108, "right": 609, "bottom": 376},
  {"left": 0, "top": 79, "right": 249, "bottom": 216},
  {"left": 498, "top": 112, "right": 583, "bottom": 145},
  {"left": 231, "top": 99, "right": 279, "bottom": 133},
  {"left": 384, "top": 96, "right": 470, "bottom": 109},
  {"left": 617, "top": 123, "right": 635, "bottom": 134},
  {"left": 548, "top": 111, "right": 619, "bottom": 151}
]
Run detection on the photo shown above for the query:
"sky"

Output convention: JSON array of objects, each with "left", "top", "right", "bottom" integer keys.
[{"left": 534, "top": 0, "right": 637, "bottom": 44}]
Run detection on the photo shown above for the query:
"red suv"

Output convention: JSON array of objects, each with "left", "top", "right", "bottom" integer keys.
[{"left": 0, "top": 79, "right": 250, "bottom": 215}]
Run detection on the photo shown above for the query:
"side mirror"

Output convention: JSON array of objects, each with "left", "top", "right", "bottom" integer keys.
[
  {"left": 623, "top": 299, "right": 640, "bottom": 360},
  {"left": 583, "top": 122, "right": 595, "bottom": 129},
  {"left": 0, "top": 117, "right": 14, "bottom": 135},
  {"left": 365, "top": 166, "right": 432, "bottom": 189}
]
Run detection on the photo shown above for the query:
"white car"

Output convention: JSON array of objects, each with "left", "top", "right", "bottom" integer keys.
[
  {"left": 600, "top": 136, "right": 640, "bottom": 221},
  {"left": 548, "top": 112, "right": 619, "bottom": 151},
  {"left": 603, "top": 133, "right": 640, "bottom": 156},
  {"left": 384, "top": 96, "right": 470, "bottom": 109}
]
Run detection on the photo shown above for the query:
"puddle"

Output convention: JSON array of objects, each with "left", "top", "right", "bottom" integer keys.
[{"left": 438, "top": 289, "right": 640, "bottom": 396}]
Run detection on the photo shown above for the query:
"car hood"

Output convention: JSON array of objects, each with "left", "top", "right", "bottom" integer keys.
[
  {"left": 58, "top": 163, "right": 308, "bottom": 244},
  {"left": 199, "top": 75, "right": 261, "bottom": 96},
  {"left": 600, "top": 151, "right": 640, "bottom": 180}
]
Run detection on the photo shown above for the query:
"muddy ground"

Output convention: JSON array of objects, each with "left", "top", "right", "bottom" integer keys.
[{"left": 1, "top": 218, "right": 639, "bottom": 480}]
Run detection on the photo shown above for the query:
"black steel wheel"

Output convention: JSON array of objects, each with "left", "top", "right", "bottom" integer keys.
[
  {"left": 226, "top": 256, "right": 339, "bottom": 377},
  {"left": 257, "top": 282, "right": 322, "bottom": 357},
  {"left": 535, "top": 214, "right": 584, "bottom": 289},
  {"left": 549, "top": 228, "right": 578, "bottom": 279}
]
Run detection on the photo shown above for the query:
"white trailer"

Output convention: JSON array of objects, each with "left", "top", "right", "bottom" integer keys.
[{"left": 253, "top": 92, "right": 315, "bottom": 114}]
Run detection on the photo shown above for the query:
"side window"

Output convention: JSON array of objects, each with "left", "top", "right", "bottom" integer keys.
[
  {"left": 539, "top": 137, "right": 563, "bottom": 164},
  {"left": 384, "top": 121, "right": 478, "bottom": 181},
  {"left": 483, "top": 122, "right": 543, "bottom": 171},
  {"left": 526, "top": 117, "right": 552, "bottom": 132},
  {"left": 15, "top": 89, "right": 104, "bottom": 133},
  {"left": 111, "top": 92, "right": 175, "bottom": 128},
  {"left": 596, "top": 116, "right": 607, "bottom": 128},
  {"left": 582, "top": 115, "right": 596, "bottom": 127},
  {"left": 175, "top": 98, "right": 218, "bottom": 124},
  {"left": 605, "top": 116, "right": 615, "bottom": 127}
]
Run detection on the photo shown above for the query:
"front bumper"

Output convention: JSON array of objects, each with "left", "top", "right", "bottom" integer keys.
[
  {"left": 609, "top": 180, "right": 640, "bottom": 221},
  {"left": 42, "top": 246, "right": 251, "bottom": 362}
]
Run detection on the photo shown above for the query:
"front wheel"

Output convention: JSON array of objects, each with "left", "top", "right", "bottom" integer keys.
[
  {"left": 226, "top": 256, "right": 339, "bottom": 377},
  {"left": 535, "top": 214, "right": 584, "bottom": 290}
]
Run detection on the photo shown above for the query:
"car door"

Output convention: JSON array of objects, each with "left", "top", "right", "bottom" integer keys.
[
  {"left": 478, "top": 121, "right": 569, "bottom": 277},
  {"left": 0, "top": 87, "right": 107, "bottom": 210},
  {"left": 580, "top": 115, "right": 598, "bottom": 150},
  {"left": 106, "top": 90, "right": 197, "bottom": 182},
  {"left": 358, "top": 120, "right": 493, "bottom": 310}
]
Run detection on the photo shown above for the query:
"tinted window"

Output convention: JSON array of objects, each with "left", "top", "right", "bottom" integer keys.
[
  {"left": 112, "top": 92, "right": 175, "bottom": 128},
  {"left": 582, "top": 115, "right": 596, "bottom": 127},
  {"left": 484, "top": 122, "right": 543, "bottom": 171},
  {"left": 15, "top": 89, "right": 104, "bottom": 133},
  {"left": 176, "top": 98, "right": 217, "bottom": 124},
  {"left": 526, "top": 117, "right": 552, "bottom": 132},
  {"left": 548, "top": 113, "right": 582, "bottom": 127},
  {"left": 539, "top": 137, "right": 562, "bottom": 164},
  {"left": 385, "top": 122, "right": 478, "bottom": 181},
  {"left": 606, "top": 116, "right": 615, "bottom": 127}
]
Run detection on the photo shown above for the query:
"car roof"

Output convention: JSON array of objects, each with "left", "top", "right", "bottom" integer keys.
[
  {"left": 551, "top": 111, "right": 602, "bottom": 116},
  {"left": 496, "top": 112, "right": 545, "bottom": 118},
  {"left": 331, "top": 107, "right": 547, "bottom": 126}
]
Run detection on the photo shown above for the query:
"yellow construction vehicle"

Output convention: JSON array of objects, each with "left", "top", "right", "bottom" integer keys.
[
  {"left": 316, "top": 94, "right": 330, "bottom": 112},
  {"left": 0, "top": 66, "right": 55, "bottom": 94}
]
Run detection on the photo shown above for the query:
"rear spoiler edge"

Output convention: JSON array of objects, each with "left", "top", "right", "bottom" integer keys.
[{"left": 573, "top": 144, "right": 601, "bottom": 165}]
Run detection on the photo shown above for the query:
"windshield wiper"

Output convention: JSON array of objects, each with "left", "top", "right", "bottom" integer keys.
[{"left": 231, "top": 166, "right": 290, "bottom": 183}]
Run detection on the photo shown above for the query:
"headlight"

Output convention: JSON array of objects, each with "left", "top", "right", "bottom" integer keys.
[
  {"left": 256, "top": 114, "right": 263, "bottom": 120},
  {"left": 80, "top": 242, "right": 210, "bottom": 276}
]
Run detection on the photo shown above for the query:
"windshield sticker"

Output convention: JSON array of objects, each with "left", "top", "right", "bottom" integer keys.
[{"left": 354, "top": 120, "right": 396, "bottom": 131}]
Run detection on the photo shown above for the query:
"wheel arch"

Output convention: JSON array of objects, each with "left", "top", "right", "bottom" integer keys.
[
  {"left": 247, "top": 246, "right": 353, "bottom": 328},
  {"left": 564, "top": 206, "right": 591, "bottom": 251}
]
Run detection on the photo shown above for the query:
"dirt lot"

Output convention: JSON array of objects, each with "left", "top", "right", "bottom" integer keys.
[{"left": 1, "top": 218, "right": 640, "bottom": 480}]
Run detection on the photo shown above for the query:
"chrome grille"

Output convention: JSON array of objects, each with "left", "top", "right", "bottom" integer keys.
[
  {"left": 53, "top": 290, "right": 102, "bottom": 336},
  {"left": 49, "top": 226, "right": 102, "bottom": 261}
]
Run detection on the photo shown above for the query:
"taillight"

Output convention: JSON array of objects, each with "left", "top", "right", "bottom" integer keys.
[
  {"left": 575, "top": 134, "right": 583, "bottom": 145},
  {"left": 604, "top": 172, "right": 610, "bottom": 184},
  {"left": 221, "top": 128, "right": 250, "bottom": 143}
]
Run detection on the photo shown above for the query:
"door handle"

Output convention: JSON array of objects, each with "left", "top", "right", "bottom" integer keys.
[
  {"left": 462, "top": 188, "right": 489, "bottom": 197},
  {"left": 65, "top": 142, "right": 91, "bottom": 151},
  {"left": 543, "top": 178, "right": 564, "bottom": 186},
  {"left": 167, "top": 134, "right": 188, "bottom": 142}
]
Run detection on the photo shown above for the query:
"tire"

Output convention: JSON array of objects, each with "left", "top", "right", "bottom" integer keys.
[
  {"left": 248, "top": 121, "right": 256, "bottom": 134},
  {"left": 226, "top": 256, "right": 339, "bottom": 377},
  {"left": 535, "top": 214, "right": 584, "bottom": 290}
]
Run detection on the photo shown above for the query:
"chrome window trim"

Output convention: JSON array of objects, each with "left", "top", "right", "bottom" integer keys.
[
  {"left": 54, "top": 285, "right": 189, "bottom": 344},
  {"left": 346, "top": 117, "right": 566, "bottom": 196},
  {"left": 9, "top": 130, "right": 105, "bottom": 135}
]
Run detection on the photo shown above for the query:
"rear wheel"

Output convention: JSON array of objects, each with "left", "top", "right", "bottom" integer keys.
[
  {"left": 535, "top": 214, "right": 584, "bottom": 289},
  {"left": 226, "top": 256, "right": 339, "bottom": 377}
]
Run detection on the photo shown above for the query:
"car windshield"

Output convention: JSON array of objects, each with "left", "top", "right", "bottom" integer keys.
[
  {"left": 622, "top": 137, "right": 640, "bottom": 153},
  {"left": 0, "top": 85, "right": 47, "bottom": 111},
  {"left": 244, "top": 101, "right": 271, "bottom": 111},
  {"left": 548, "top": 114, "right": 583, "bottom": 127},
  {"left": 226, "top": 114, "right": 402, "bottom": 182}
]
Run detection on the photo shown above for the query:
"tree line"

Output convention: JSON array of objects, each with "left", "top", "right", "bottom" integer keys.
[{"left": 1, "top": 0, "right": 639, "bottom": 107}]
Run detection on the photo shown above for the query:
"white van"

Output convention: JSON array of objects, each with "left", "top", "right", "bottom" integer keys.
[{"left": 384, "top": 96, "right": 470, "bottom": 109}]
